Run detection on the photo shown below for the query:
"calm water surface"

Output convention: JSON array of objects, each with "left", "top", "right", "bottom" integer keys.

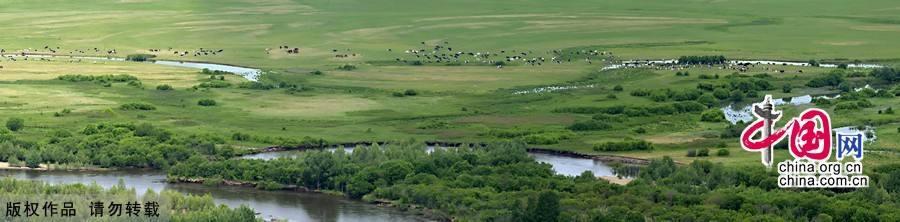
[{"left": 0, "top": 170, "right": 426, "bottom": 222}]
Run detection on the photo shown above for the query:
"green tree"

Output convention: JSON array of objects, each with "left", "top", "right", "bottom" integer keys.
[
  {"left": 713, "top": 88, "right": 730, "bottom": 100},
  {"left": 380, "top": 160, "right": 413, "bottom": 185},
  {"left": 523, "top": 191, "right": 560, "bottom": 222},
  {"left": 701, "top": 109, "right": 725, "bottom": 122},
  {"left": 697, "top": 94, "right": 717, "bottom": 107},
  {"left": 24, "top": 151, "right": 42, "bottom": 168},
  {"left": 871, "top": 67, "right": 898, "bottom": 83}
]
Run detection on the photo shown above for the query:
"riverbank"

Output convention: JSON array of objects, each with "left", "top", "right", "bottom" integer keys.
[
  {"left": 242, "top": 141, "right": 648, "bottom": 186},
  {"left": 251, "top": 141, "right": 653, "bottom": 165},
  {"left": 0, "top": 161, "right": 110, "bottom": 172},
  {"left": 169, "top": 176, "right": 449, "bottom": 221}
]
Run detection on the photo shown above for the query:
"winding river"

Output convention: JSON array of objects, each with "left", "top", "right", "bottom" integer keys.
[
  {"left": 0, "top": 148, "right": 616, "bottom": 222},
  {"left": 4, "top": 54, "right": 879, "bottom": 220}
]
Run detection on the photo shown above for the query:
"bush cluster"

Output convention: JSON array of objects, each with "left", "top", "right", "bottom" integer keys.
[
  {"left": 593, "top": 140, "right": 653, "bottom": 152},
  {"left": 119, "top": 103, "right": 156, "bottom": 111}
]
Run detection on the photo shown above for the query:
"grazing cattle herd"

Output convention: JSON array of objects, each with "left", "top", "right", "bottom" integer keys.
[
  {"left": 0, "top": 42, "right": 856, "bottom": 75},
  {"left": 0, "top": 41, "right": 618, "bottom": 70}
]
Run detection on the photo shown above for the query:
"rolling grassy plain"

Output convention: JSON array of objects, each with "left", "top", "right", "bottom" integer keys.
[{"left": 0, "top": 0, "right": 899, "bottom": 169}]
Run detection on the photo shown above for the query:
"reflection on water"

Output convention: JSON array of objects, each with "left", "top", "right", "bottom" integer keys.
[
  {"left": 153, "top": 60, "right": 261, "bottom": 81},
  {"left": 0, "top": 170, "right": 425, "bottom": 222},
  {"left": 528, "top": 152, "right": 615, "bottom": 177}
]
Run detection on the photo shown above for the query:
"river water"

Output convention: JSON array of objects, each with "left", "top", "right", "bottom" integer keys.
[
  {"left": 0, "top": 148, "right": 616, "bottom": 222},
  {"left": 0, "top": 170, "right": 426, "bottom": 222},
  {"left": 153, "top": 60, "right": 261, "bottom": 81}
]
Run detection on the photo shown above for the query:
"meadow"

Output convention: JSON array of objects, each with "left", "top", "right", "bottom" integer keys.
[
  {"left": 1, "top": 1, "right": 900, "bottom": 221},
  {"left": 1, "top": 0, "right": 899, "bottom": 168}
]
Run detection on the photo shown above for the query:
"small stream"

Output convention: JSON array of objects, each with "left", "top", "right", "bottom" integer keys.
[{"left": 3, "top": 54, "right": 261, "bottom": 81}]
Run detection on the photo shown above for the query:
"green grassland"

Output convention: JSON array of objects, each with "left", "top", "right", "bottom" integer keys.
[{"left": 1, "top": 0, "right": 899, "bottom": 168}]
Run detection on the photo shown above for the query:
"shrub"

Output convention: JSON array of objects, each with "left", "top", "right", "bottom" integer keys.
[
  {"left": 57, "top": 74, "right": 138, "bottom": 83},
  {"left": 721, "top": 122, "right": 748, "bottom": 138},
  {"left": 127, "top": 80, "right": 143, "bottom": 88},
  {"left": 782, "top": 84, "right": 792, "bottom": 93},
  {"left": 125, "top": 54, "right": 156, "bottom": 62},
  {"left": 613, "top": 85, "right": 624, "bottom": 91},
  {"left": 310, "top": 70, "right": 324, "bottom": 75},
  {"left": 808, "top": 59, "right": 820, "bottom": 67},
  {"left": 697, "top": 94, "right": 717, "bottom": 107},
  {"left": 417, "top": 120, "right": 449, "bottom": 129},
  {"left": 591, "top": 113, "right": 620, "bottom": 122},
  {"left": 238, "top": 82, "right": 276, "bottom": 90},
  {"left": 698, "top": 148, "right": 710, "bottom": 157},
  {"left": 392, "top": 92, "right": 405, "bottom": 97},
  {"left": 630, "top": 89, "right": 650, "bottom": 97},
  {"left": 119, "top": 103, "right": 156, "bottom": 111},
  {"left": 871, "top": 67, "right": 898, "bottom": 83},
  {"left": 201, "top": 68, "right": 232, "bottom": 75},
  {"left": 696, "top": 83, "right": 715, "bottom": 91},
  {"left": 196, "top": 81, "right": 231, "bottom": 88},
  {"left": 156, "top": 84, "right": 173, "bottom": 90},
  {"left": 54, "top": 108, "right": 73, "bottom": 117},
  {"left": 701, "top": 109, "right": 725, "bottom": 122},
  {"left": 6, "top": 117, "right": 24, "bottom": 132},
  {"left": 806, "top": 72, "right": 844, "bottom": 88},
  {"left": 403, "top": 89, "right": 418, "bottom": 96},
  {"left": 197, "top": 99, "right": 217, "bottom": 106},
  {"left": 554, "top": 106, "right": 608, "bottom": 114},
  {"left": 606, "top": 94, "right": 617, "bottom": 99},
  {"left": 232, "top": 132, "right": 252, "bottom": 141},
  {"left": 713, "top": 88, "right": 730, "bottom": 100},
  {"left": 256, "top": 181, "right": 284, "bottom": 190},
  {"left": 813, "top": 98, "right": 833, "bottom": 107},
  {"left": 567, "top": 121, "right": 612, "bottom": 131},
  {"left": 729, "top": 90, "right": 744, "bottom": 102},
  {"left": 634, "top": 127, "right": 646, "bottom": 134},
  {"left": 717, "top": 149, "right": 730, "bottom": 156},
  {"left": 677, "top": 55, "right": 726, "bottom": 65},
  {"left": 835, "top": 101, "right": 859, "bottom": 110},
  {"left": 522, "top": 132, "right": 574, "bottom": 145},
  {"left": 593, "top": 140, "right": 653, "bottom": 152}
]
